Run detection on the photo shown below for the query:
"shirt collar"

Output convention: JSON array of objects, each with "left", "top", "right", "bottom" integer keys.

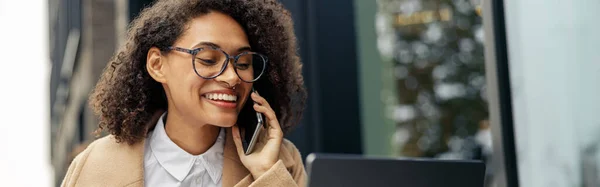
[{"left": 149, "top": 112, "right": 225, "bottom": 183}]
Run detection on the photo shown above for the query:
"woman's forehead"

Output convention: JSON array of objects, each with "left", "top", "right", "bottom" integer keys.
[{"left": 177, "top": 12, "right": 250, "bottom": 52}]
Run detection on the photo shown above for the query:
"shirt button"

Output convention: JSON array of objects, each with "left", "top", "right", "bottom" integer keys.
[
  {"left": 196, "top": 177, "right": 202, "bottom": 183},
  {"left": 177, "top": 182, "right": 181, "bottom": 186}
]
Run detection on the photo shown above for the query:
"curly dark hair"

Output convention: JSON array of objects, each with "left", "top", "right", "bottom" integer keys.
[{"left": 89, "top": 0, "right": 306, "bottom": 145}]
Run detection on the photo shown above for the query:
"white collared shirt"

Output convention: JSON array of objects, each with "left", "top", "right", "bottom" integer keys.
[{"left": 144, "top": 113, "right": 225, "bottom": 187}]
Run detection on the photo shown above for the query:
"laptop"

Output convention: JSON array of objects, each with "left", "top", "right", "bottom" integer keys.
[{"left": 306, "top": 153, "right": 486, "bottom": 187}]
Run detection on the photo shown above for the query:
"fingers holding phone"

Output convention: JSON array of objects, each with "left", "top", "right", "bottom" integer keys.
[
  {"left": 250, "top": 92, "right": 283, "bottom": 140},
  {"left": 232, "top": 90, "right": 284, "bottom": 179}
]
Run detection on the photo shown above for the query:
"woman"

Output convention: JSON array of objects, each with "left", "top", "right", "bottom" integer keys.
[{"left": 61, "top": 0, "right": 307, "bottom": 186}]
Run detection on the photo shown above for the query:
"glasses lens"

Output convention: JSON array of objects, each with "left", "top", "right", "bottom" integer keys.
[
  {"left": 194, "top": 48, "right": 227, "bottom": 78},
  {"left": 235, "top": 53, "right": 266, "bottom": 82}
]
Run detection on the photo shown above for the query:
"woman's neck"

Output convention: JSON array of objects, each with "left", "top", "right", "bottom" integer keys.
[{"left": 163, "top": 111, "right": 221, "bottom": 155}]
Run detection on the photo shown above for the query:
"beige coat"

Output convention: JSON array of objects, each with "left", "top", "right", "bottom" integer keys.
[{"left": 60, "top": 116, "right": 307, "bottom": 187}]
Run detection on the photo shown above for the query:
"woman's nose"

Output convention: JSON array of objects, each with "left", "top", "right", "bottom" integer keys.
[{"left": 216, "top": 60, "right": 241, "bottom": 86}]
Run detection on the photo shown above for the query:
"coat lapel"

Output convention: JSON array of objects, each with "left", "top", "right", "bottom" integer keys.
[
  {"left": 222, "top": 127, "right": 251, "bottom": 187},
  {"left": 121, "top": 139, "right": 145, "bottom": 187},
  {"left": 76, "top": 134, "right": 145, "bottom": 187},
  {"left": 116, "top": 111, "right": 163, "bottom": 187}
]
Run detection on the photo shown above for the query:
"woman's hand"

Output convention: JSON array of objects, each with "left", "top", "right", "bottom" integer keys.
[{"left": 232, "top": 92, "right": 283, "bottom": 180}]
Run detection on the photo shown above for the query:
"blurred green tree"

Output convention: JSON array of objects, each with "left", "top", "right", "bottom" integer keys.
[{"left": 376, "top": 0, "right": 488, "bottom": 158}]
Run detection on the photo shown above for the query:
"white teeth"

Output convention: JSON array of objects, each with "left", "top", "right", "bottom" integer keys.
[{"left": 205, "top": 93, "right": 237, "bottom": 102}]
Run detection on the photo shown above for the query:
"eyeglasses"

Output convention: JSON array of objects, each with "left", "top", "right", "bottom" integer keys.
[{"left": 167, "top": 46, "right": 267, "bottom": 83}]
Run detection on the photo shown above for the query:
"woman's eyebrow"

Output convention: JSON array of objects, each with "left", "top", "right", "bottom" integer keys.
[
  {"left": 193, "top": 41, "right": 220, "bottom": 48},
  {"left": 237, "top": 46, "right": 252, "bottom": 52},
  {"left": 193, "top": 41, "right": 252, "bottom": 52}
]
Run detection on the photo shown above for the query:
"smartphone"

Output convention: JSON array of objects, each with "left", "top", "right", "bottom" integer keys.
[{"left": 240, "top": 87, "right": 265, "bottom": 155}]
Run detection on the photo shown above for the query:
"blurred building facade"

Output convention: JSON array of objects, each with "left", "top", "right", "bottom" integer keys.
[{"left": 49, "top": 0, "right": 127, "bottom": 185}]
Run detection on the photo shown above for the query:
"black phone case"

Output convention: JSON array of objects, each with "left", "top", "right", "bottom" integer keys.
[{"left": 237, "top": 89, "right": 264, "bottom": 154}]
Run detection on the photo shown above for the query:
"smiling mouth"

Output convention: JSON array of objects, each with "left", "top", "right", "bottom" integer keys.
[{"left": 203, "top": 93, "right": 238, "bottom": 102}]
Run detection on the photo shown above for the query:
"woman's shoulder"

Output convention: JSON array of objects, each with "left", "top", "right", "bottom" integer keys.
[
  {"left": 62, "top": 135, "right": 145, "bottom": 186},
  {"left": 76, "top": 134, "right": 145, "bottom": 167},
  {"left": 279, "top": 138, "right": 305, "bottom": 168},
  {"left": 75, "top": 135, "right": 144, "bottom": 160},
  {"left": 272, "top": 138, "right": 307, "bottom": 186},
  {"left": 281, "top": 139, "right": 300, "bottom": 154}
]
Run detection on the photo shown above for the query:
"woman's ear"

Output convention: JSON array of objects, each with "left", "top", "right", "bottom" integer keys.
[{"left": 147, "top": 47, "right": 167, "bottom": 83}]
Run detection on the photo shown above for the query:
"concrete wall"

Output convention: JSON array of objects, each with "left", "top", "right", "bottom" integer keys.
[{"left": 504, "top": 0, "right": 600, "bottom": 186}]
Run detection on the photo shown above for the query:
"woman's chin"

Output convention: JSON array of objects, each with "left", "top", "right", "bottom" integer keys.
[{"left": 206, "top": 117, "right": 238, "bottom": 128}]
